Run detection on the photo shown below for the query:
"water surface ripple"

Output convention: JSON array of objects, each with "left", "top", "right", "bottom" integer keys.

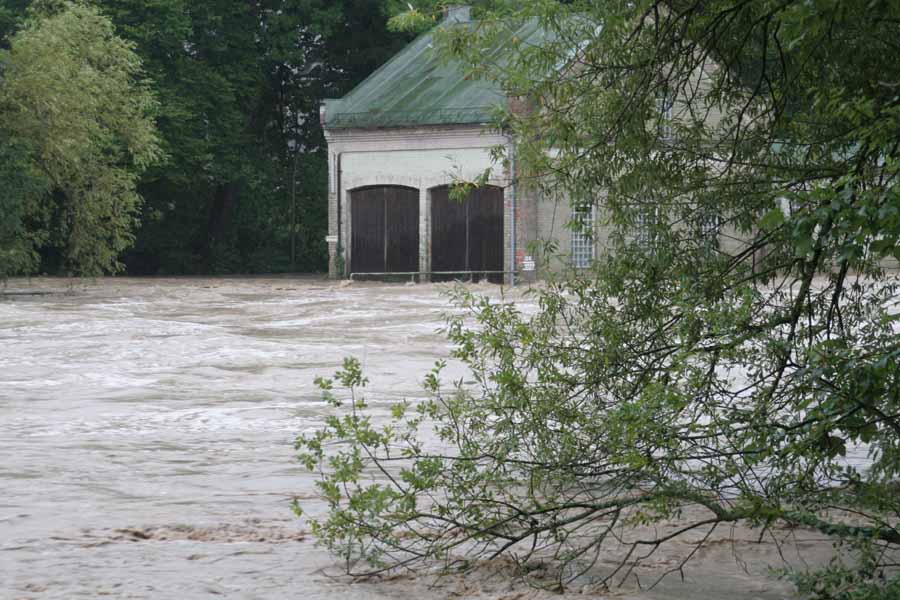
[
  {"left": 0, "top": 277, "right": 857, "bottom": 600},
  {"left": 0, "top": 277, "right": 471, "bottom": 599}
]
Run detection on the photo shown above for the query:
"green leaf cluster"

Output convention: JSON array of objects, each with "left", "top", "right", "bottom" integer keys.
[
  {"left": 1, "top": 0, "right": 417, "bottom": 276},
  {"left": 0, "top": 0, "right": 161, "bottom": 276},
  {"left": 300, "top": 1, "right": 900, "bottom": 596}
]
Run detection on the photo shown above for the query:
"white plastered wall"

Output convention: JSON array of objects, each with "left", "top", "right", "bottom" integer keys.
[{"left": 324, "top": 125, "right": 513, "bottom": 279}]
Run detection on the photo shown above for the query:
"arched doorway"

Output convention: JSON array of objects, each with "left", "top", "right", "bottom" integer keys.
[
  {"left": 431, "top": 185, "right": 504, "bottom": 282},
  {"left": 350, "top": 186, "right": 419, "bottom": 275}
]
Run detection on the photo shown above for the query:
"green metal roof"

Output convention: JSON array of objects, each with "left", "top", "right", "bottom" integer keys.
[{"left": 323, "top": 15, "right": 546, "bottom": 130}]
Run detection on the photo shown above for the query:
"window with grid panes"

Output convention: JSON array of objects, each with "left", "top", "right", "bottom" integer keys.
[
  {"left": 657, "top": 89, "right": 673, "bottom": 140},
  {"left": 570, "top": 205, "right": 595, "bottom": 268},
  {"left": 696, "top": 209, "right": 720, "bottom": 248},
  {"left": 634, "top": 204, "right": 655, "bottom": 248}
]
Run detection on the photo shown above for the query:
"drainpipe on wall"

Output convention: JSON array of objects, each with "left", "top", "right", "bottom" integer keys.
[{"left": 509, "top": 136, "right": 517, "bottom": 287}]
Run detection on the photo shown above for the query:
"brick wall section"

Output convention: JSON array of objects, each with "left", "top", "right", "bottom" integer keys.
[
  {"left": 507, "top": 96, "right": 533, "bottom": 119},
  {"left": 502, "top": 148, "right": 542, "bottom": 283},
  {"left": 505, "top": 96, "right": 540, "bottom": 282}
]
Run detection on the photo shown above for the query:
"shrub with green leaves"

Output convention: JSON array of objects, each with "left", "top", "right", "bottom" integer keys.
[
  {"left": 297, "top": 0, "right": 900, "bottom": 596},
  {"left": 0, "top": 1, "right": 161, "bottom": 276}
]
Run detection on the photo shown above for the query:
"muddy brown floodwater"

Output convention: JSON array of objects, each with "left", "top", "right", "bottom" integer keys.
[{"left": 0, "top": 277, "right": 841, "bottom": 599}]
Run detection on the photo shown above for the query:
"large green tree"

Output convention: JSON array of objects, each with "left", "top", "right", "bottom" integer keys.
[
  {"left": 0, "top": 0, "right": 44, "bottom": 279},
  {"left": 299, "top": 1, "right": 900, "bottom": 597},
  {"left": 98, "top": 0, "right": 414, "bottom": 274},
  {"left": 2, "top": 0, "right": 416, "bottom": 275},
  {"left": 0, "top": 1, "right": 161, "bottom": 276}
]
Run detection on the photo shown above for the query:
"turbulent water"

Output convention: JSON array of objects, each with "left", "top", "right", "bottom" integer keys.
[
  {"left": 0, "top": 277, "right": 845, "bottom": 599},
  {"left": 1, "top": 277, "right": 480, "bottom": 599}
]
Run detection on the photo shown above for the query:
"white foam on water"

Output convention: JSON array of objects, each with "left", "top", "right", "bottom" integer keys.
[{"left": 6, "top": 276, "right": 874, "bottom": 600}]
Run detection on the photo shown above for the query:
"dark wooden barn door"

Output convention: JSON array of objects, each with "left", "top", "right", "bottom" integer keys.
[
  {"left": 384, "top": 187, "right": 419, "bottom": 273},
  {"left": 431, "top": 186, "right": 504, "bottom": 282},
  {"left": 431, "top": 187, "right": 467, "bottom": 275},
  {"left": 350, "top": 188, "right": 386, "bottom": 274},
  {"left": 351, "top": 186, "right": 419, "bottom": 275},
  {"left": 468, "top": 187, "right": 504, "bottom": 276}
]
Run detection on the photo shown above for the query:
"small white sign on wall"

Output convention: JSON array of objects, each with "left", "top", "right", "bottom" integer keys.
[
  {"left": 325, "top": 235, "right": 338, "bottom": 244},
  {"left": 523, "top": 256, "right": 536, "bottom": 272}
]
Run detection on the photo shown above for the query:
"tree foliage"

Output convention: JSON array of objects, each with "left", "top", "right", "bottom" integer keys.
[
  {"left": 0, "top": 135, "right": 48, "bottom": 278},
  {"left": 104, "top": 0, "right": 413, "bottom": 274},
  {"left": 298, "top": 1, "right": 900, "bottom": 597},
  {"left": 0, "top": 0, "right": 161, "bottom": 276},
  {"left": 0, "top": 0, "right": 413, "bottom": 276}
]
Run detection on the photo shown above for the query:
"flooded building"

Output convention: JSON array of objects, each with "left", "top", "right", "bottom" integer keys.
[
  {"left": 322, "top": 6, "right": 899, "bottom": 283},
  {"left": 321, "top": 6, "right": 554, "bottom": 283}
]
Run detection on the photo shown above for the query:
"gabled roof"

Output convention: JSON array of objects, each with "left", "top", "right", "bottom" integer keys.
[{"left": 322, "top": 14, "right": 546, "bottom": 130}]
